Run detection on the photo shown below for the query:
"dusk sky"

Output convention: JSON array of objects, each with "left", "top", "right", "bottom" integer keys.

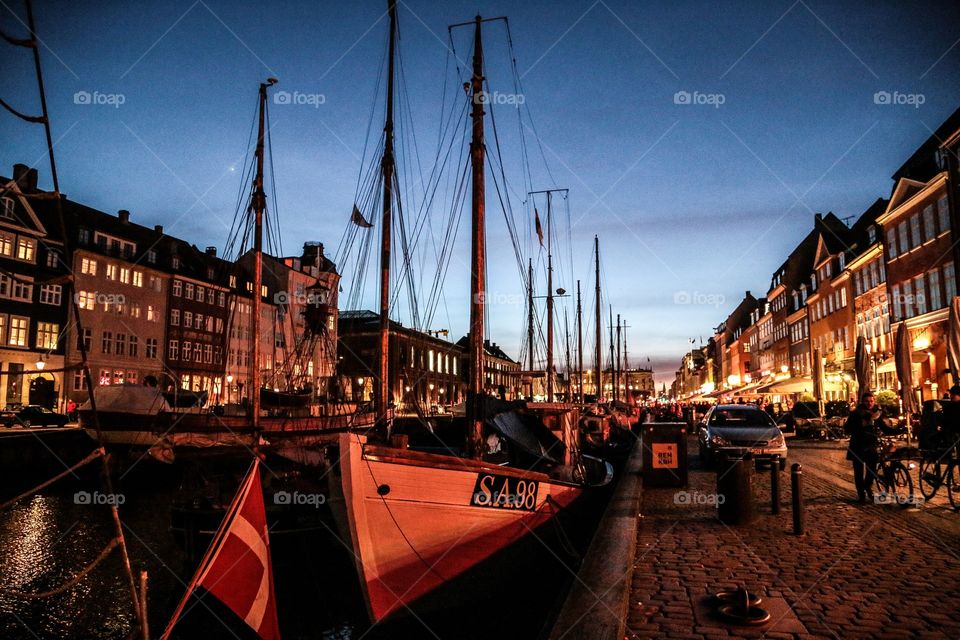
[{"left": 4, "top": 0, "right": 960, "bottom": 386}]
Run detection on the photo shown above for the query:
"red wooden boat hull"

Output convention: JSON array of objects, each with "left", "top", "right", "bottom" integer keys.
[{"left": 338, "top": 432, "right": 583, "bottom": 622}]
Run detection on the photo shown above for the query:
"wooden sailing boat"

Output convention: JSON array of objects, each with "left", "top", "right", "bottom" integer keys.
[
  {"left": 80, "top": 79, "right": 374, "bottom": 451},
  {"left": 336, "top": 8, "right": 594, "bottom": 623}
]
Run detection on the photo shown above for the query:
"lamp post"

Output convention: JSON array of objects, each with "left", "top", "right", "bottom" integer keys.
[{"left": 226, "top": 374, "right": 234, "bottom": 405}]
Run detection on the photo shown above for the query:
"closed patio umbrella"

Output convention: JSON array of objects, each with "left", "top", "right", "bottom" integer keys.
[
  {"left": 948, "top": 296, "right": 960, "bottom": 384},
  {"left": 895, "top": 323, "right": 919, "bottom": 416},
  {"left": 812, "top": 347, "right": 824, "bottom": 415},
  {"left": 854, "top": 336, "right": 870, "bottom": 399}
]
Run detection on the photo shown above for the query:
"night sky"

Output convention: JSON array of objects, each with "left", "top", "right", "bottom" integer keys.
[{"left": 4, "top": 0, "right": 960, "bottom": 386}]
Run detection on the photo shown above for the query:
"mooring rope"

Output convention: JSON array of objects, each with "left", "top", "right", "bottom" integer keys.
[{"left": 0, "top": 538, "right": 120, "bottom": 599}]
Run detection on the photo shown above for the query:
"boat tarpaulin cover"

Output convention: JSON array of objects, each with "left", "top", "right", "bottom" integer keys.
[
  {"left": 83, "top": 384, "right": 171, "bottom": 415},
  {"left": 489, "top": 410, "right": 564, "bottom": 465}
]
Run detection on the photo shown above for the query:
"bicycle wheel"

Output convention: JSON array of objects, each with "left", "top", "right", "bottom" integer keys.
[
  {"left": 947, "top": 463, "right": 960, "bottom": 511},
  {"left": 890, "top": 462, "right": 914, "bottom": 506},
  {"left": 919, "top": 459, "right": 941, "bottom": 500}
]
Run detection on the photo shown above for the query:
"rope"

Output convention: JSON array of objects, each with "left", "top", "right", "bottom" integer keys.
[
  {"left": 1, "top": 537, "right": 120, "bottom": 599},
  {"left": 0, "top": 97, "right": 46, "bottom": 123},
  {"left": 0, "top": 448, "right": 104, "bottom": 510},
  {"left": 0, "top": 28, "right": 35, "bottom": 47}
]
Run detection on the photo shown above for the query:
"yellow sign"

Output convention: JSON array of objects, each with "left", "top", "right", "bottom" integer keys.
[{"left": 652, "top": 443, "right": 678, "bottom": 469}]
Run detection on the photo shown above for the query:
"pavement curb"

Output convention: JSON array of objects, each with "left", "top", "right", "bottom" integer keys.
[{"left": 547, "top": 437, "right": 644, "bottom": 640}]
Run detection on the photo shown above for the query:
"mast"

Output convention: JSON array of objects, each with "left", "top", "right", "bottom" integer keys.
[
  {"left": 593, "top": 236, "right": 602, "bottom": 401},
  {"left": 377, "top": 0, "right": 398, "bottom": 430},
  {"left": 251, "top": 77, "right": 277, "bottom": 429},
  {"left": 527, "top": 258, "right": 534, "bottom": 395},
  {"left": 564, "top": 309, "right": 571, "bottom": 403},
  {"left": 608, "top": 306, "right": 615, "bottom": 401},
  {"left": 615, "top": 313, "right": 622, "bottom": 402},
  {"left": 576, "top": 280, "right": 584, "bottom": 404},
  {"left": 467, "top": 15, "right": 486, "bottom": 459},
  {"left": 546, "top": 191, "right": 554, "bottom": 402}
]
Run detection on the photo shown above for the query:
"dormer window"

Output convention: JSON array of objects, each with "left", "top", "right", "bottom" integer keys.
[
  {"left": 1, "top": 197, "right": 15, "bottom": 220},
  {"left": 172, "top": 256, "right": 181, "bottom": 269},
  {"left": 867, "top": 225, "right": 877, "bottom": 245}
]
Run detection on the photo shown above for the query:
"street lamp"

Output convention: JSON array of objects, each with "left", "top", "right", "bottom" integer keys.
[
  {"left": 226, "top": 374, "right": 234, "bottom": 405},
  {"left": 35, "top": 359, "right": 45, "bottom": 371}
]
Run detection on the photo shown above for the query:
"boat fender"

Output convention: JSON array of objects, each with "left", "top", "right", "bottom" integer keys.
[{"left": 377, "top": 484, "right": 391, "bottom": 496}]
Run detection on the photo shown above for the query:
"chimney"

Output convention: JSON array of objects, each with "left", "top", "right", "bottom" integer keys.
[
  {"left": 205, "top": 246, "right": 217, "bottom": 257},
  {"left": 12, "top": 164, "right": 38, "bottom": 192},
  {"left": 154, "top": 224, "right": 163, "bottom": 234},
  {"left": 302, "top": 242, "right": 324, "bottom": 265},
  {"left": 118, "top": 209, "right": 130, "bottom": 223},
  {"left": 815, "top": 213, "right": 823, "bottom": 223}
]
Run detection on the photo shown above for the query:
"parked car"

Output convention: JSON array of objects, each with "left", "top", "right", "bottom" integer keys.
[
  {"left": 698, "top": 404, "right": 788, "bottom": 469},
  {"left": 777, "top": 401, "right": 828, "bottom": 439},
  {"left": 0, "top": 410, "right": 29, "bottom": 428},
  {"left": 824, "top": 401, "right": 851, "bottom": 438},
  {"left": 16, "top": 405, "right": 69, "bottom": 428}
]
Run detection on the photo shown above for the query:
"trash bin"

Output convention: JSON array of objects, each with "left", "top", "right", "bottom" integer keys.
[
  {"left": 641, "top": 423, "right": 688, "bottom": 488},
  {"left": 716, "top": 452, "right": 756, "bottom": 525}
]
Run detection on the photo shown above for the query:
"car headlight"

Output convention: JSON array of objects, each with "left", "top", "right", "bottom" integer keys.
[
  {"left": 770, "top": 433, "right": 785, "bottom": 447},
  {"left": 710, "top": 434, "right": 730, "bottom": 446}
]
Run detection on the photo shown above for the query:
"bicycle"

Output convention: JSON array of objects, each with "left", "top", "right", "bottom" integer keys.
[
  {"left": 872, "top": 437, "right": 920, "bottom": 507},
  {"left": 917, "top": 434, "right": 960, "bottom": 509}
]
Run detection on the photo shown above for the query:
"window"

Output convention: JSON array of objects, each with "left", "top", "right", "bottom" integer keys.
[
  {"left": 938, "top": 196, "right": 949, "bottom": 235},
  {"left": 78, "top": 228, "right": 90, "bottom": 244},
  {"left": 914, "top": 274, "right": 927, "bottom": 315},
  {"left": 928, "top": 270, "right": 942, "bottom": 311},
  {"left": 132, "top": 271, "right": 143, "bottom": 287},
  {"left": 113, "top": 370, "right": 124, "bottom": 385},
  {"left": 172, "top": 256, "right": 181, "bottom": 269},
  {"left": 0, "top": 232, "right": 13, "bottom": 256},
  {"left": 204, "top": 345, "right": 213, "bottom": 363},
  {"left": 146, "top": 249, "right": 157, "bottom": 264},
  {"left": 215, "top": 318, "right": 223, "bottom": 333},
  {"left": 81, "top": 257, "right": 97, "bottom": 275},
  {"left": 897, "top": 222, "right": 909, "bottom": 254},
  {"left": 184, "top": 283, "right": 194, "bottom": 300},
  {"left": 195, "top": 313, "right": 204, "bottom": 330},
  {"left": 126, "top": 371, "right": 138, "bottom": 385},
  {"left": 170, "top": 309, "right": 180, "bottom": 326},
  {"left": 184, "top": 311, "right": 193, "bottom": 327},
  {"left": 218, "top": 292, "right": 225, "bottom": 306},
  {"left": 169, "top": 340, "right": 179, "bottom": 360},
  {"left": 172, "top": 281, "right": 182, "bottom": 297},
  {"left": 150, "top": 276, "right": 162, "bottom": 292},
  {"left": 46, "top": 250, "right": 60, "bottom": 268},
  {"left": 868, "top": 225, "right": 877, "bottom": 245},
  {"left": 129, "top": 336, "right": 139, "bottom": 357},
  {"left": 77, "top": 327, "right": 91, "bottom": 351},
  {"left": 98, "top": 369, "right": 112, "bottom": 386},
  {"left": 36, "top": 322, "right": 58, "bottom": 349},
  {"left": 119, "top": 267, "right": 130, "bottom": 284},
  {"left": 886, "top": 228, "right": 897, "bottom": 259},
  {"left": 106, "top": 264, "right": 118, "bottom": 280},
  {"left": 116, "top": 333, "right": 126, "bottom": 356},
  {"left": 910, "top": 215, "right": 922, "bottom": 248},
  {"left": 73, "top": 370, "right": 87, "bottom": 391},
  {"left": 207, "top": 289, "right": 215, "bottom": 305},
  {"left": 1, "top": 196, "right": 14, "bottom": 219},
  {"left": 923, "top": 205, "right": 936, "bottom": 242},
  {"left": 891, "top": 284, "right": 902, "bottom": 321},
  {"left": 260, "top": 285, "right": 268, "bottom": 298},
  {"left": 946, "top": 262, "right": 956, "bottom": 301},
  {"left": 147, "top": 305, "right": 157, "bottom": 321},
  {"left": 194, "top": 343, "right": 202, "bottom": 362},
  {"left": 8, "top": 316, "right": 27, "bottom": 346},
  {"left": 11, "top": 278, "right": 32, "bottom": 301},
  {"left": 16, "top": 238, "right": 35, "bottom": 261},
  {"left": 146, "top": 338, "right": 158, "bottom": 359},
  {"left": 102, "top": 331, "right": 113, "bottom": 354},
  {"left": 130, "top": 303, "right": 141, "bottom": 319},
  {"left": 196, "top": 286, "right": 205, "bottom": 302},
  {"left": 229, "top": 275, "right": 237, "bottom": 288},
  {"left": 903, "top": 280, "right": 914, "bottom": 319}
]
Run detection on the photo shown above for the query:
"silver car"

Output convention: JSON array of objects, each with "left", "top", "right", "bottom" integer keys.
[{"left": 698, "top": 404, "right": 788, "bottom": 468}]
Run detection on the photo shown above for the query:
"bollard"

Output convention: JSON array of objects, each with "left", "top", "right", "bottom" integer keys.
[
  {"left": 791, "top": 463, "right": 804, "bottom": 535},
  {"left": 770, "top": 456, "right": 781, "bottom": 515}
]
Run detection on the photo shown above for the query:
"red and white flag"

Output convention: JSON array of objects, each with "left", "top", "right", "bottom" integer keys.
[
  {"left": 162, "top": 459, "right": 280, "bottom": 640},
  {"left": 534, "top": 208, "right": 544, "bottom": 247}
]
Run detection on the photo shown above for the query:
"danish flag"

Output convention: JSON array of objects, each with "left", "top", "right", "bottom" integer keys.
[{"left": 162, "top": 459, "right": 280, "bottom": 639}]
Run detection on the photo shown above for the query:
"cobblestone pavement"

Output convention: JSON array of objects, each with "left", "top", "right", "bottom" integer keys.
[{"left": 626, "top": 436, "right": 960, "bottom": 639}]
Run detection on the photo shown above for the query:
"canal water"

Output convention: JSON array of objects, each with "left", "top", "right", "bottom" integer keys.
[{"left": 0, "top": 458, "right": 611, "bottom": 639}]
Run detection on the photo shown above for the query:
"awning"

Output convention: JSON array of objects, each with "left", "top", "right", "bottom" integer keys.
[
  {"left": 876, "top": 353, "right": 927, "bottom": 374},
  {"left": 765, "top": 377, "right": 813, "bottom": 395}
]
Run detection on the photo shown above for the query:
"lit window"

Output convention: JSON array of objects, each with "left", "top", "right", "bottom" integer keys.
[
  {"left": 0, "top": 232, "right": 13, "bottom": 256},
  {"left": 36, "top": 322, "right": 59, "bottom": 349},
  {"left": 106, "top": 264, "right": 118, "bottom": 280},
  {"left": 132, "top": 271, "right": 143, "bottom": 287},
  {"left": 16, "top": 238, "right": 35, "bottom": 261},
  {"left": 8, "top": 316, "right": 27, "bottom": 347}
]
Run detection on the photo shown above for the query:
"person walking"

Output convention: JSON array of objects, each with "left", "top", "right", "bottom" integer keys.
[{"left": 845, "top": 391, "right": 883, "bottom": 503}]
